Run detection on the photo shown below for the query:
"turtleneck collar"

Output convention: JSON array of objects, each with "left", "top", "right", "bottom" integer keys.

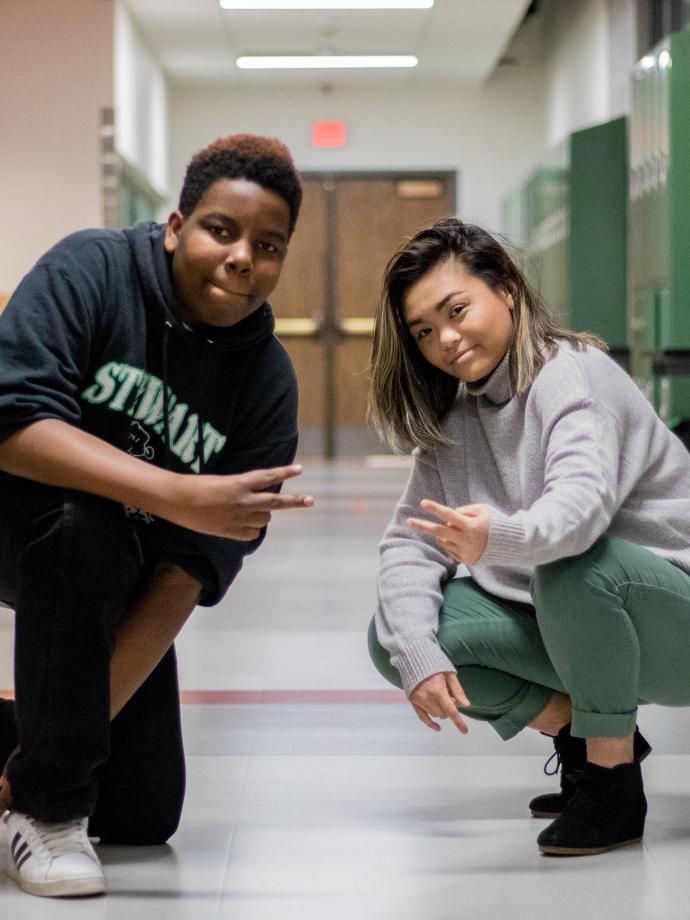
[{"left": 465, "top": 349, "right": 513, "bottom": 404}]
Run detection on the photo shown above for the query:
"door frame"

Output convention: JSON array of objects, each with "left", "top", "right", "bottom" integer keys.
[{"left": 279, "top": 169, "right": 458, "bottom": 458}]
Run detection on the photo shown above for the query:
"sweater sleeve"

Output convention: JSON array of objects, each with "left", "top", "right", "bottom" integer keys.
[
  {"left": 376, "top": 449, "right": 459, "bottom": 696},
  {"left": 479, "top": 384, "right": 624, "bottom": 569}
]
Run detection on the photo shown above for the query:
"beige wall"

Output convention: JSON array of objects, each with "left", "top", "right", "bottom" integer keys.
[
  {"left": 0, "top": 0, "right": 114, "bottom": 292},
  {"left": 541, "top": 0, "right": 638, "bottom": 147},
  {"left": 114, "top": 1, "right": 169, "bottom": 196}
]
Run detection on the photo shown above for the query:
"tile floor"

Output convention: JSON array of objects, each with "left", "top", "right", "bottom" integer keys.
[{"left": 2, "top": 460, "right": 690, "bottom": 918}]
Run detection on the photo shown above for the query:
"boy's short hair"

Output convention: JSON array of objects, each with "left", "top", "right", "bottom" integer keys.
[{"left": 178, "top": 134, "right": 302, "bottom": 235}]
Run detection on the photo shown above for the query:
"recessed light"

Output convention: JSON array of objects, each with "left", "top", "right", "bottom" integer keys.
[
  {"left": 658, "top": 49, "right": 672, "bottom": 70},
  {"left": 221, "top": 1, "right": 432, "bottom": 9},
  {"left": 237, "top": 54, "right": 418, "bottom": 68}
]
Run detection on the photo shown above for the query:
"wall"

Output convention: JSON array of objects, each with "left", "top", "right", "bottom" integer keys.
[
  {"left": 0, "top": 0, "right": 114, "bottom": 292},
  {"left": 541, "top": 0, "right": 638, "bottom": 147},
  {"left": 114, "top": 1, "right": 169, "bottom": 196},
  {"left": 169, "top": 67, "right": 546, "bottom": 234},
  {"left": 541, "top": 0, "right": 611, "bottom": 147},
  {"left": 609, "top": 0, "right": 639, "bottom": 117}
]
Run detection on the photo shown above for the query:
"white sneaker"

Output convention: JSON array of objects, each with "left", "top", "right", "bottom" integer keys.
[{"left": 3, "top": 810, "right": 106, "bottom": 897}]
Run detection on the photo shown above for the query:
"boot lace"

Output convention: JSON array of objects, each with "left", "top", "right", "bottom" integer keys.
[{"left": 543, "top": 751, "right": 561, "bottom": 777}]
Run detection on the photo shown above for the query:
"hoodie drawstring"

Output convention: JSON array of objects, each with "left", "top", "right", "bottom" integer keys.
[
  {"left": 196, "top": 339, "right": 213, "bottom": 474},
  {"left": 162, "top": 319, "right": 212, "bottom": 474},
  {"left": 161, "top": 320, "right": 173, "bottom": 469}
]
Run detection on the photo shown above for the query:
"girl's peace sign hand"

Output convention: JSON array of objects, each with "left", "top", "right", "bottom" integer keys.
[{"left": 407, "top": 500, "right": 490, "bottom": 565}]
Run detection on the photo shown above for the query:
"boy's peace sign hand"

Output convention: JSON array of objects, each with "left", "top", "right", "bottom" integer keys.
[
  {"left": 407, "top": 500, "right": 490, "bottom": 565},
  {"left": 0, "top": 420, "right": 313, "bottom": 542},
  {"left": 164, "top": 464, "right": 314, "bottom": 540},
  {"left": 409, "top": 672, "right": 470, "bottom": 734}
]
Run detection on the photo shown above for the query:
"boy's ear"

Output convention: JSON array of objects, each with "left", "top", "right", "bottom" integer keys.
[{"left": 164, "top": 210, "right": 184, "bottom": 254}]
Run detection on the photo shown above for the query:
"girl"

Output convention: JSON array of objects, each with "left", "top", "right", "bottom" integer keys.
[{"left": 367, "top": 218, "right": 690, "bottom": 857}]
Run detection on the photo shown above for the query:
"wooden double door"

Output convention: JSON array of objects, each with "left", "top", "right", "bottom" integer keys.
[{"left": 270, "top": 172, "right": 456, "bottom": 457}]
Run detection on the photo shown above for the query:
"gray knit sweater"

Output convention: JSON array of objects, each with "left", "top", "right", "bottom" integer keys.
[{"left": 376, "top": 342, "right": 690, "bottom": 696}]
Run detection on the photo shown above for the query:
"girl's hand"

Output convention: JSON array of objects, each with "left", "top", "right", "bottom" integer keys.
[
  {"left": 407, "top": 500, "right": 490, "bottom": 565},
  {"left": 409, "top": 672, "right": 470, "bottom": 734}
]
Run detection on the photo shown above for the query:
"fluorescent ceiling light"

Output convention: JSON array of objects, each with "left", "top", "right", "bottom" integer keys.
[
  {"left": 237, "top": 54, "right": 418, "bottom": 68},
  {"left": 221, "top": 1, "right": 432, "bottom": 9}
]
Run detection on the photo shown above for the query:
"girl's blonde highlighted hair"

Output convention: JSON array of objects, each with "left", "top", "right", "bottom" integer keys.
[{"left": 368, "top": 218, "right": 605, "bottom": 452}]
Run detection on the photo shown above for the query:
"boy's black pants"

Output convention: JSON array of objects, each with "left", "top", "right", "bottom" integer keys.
[{"left": 0, "top": 474, "right": 186, "bottom": 844}]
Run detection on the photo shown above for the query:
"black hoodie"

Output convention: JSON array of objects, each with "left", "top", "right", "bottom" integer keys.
[{"left": 0, "top": 221, "right": 298, "bottom": 604}]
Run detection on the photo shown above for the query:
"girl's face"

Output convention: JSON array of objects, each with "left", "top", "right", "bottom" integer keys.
[{"left": 402, "top": 258, "right": 514, "bottom": 382}]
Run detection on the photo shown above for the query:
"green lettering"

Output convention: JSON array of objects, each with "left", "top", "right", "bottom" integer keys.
[
  {"left": 190, "top": 426, "right": 227, "bottom": 473},
  {"left": 174, "top": 415, "right": 200, "bottom": 465},
  {"left": 109, "top": 364, "right": 144, "bottom": 412},
  {"left": 82, "top": 362, "right": 120, "bottom": 405},
  {"left": 153, "top": 399, "right": 187, "bottom": 443}
]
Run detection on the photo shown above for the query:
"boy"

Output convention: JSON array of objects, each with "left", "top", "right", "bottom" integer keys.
[{"left": 0, "top": 134, "right": 312, "bottom": 897}]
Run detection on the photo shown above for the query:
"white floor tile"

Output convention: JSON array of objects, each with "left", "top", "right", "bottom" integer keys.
[
  {"left": 262, "top": 631, "right": 383, "bottom": 688},
  {"left": 175, "top": 630, "right": 269, "bottom": 690}
]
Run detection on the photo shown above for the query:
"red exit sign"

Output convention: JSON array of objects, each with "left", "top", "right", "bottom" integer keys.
[{"left": 312, "top": 120, "right": 347, "bottom": 149}]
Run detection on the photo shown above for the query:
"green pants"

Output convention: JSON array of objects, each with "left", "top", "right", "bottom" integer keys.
[{"left": 369, "top": 536, "right": 690, "bottom": 740}]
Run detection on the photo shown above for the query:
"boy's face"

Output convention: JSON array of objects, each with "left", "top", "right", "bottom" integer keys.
[{"left": 164, "top": 178, "right": 291, "bottom": 328}]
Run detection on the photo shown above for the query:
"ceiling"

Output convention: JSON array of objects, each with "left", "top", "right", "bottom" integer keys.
[{"left": 122, "top": 0, "right": 534, "bottom": 89}]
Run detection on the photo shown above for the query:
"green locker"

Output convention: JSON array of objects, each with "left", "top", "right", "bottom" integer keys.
[
  {"left": 629, "top": 30, "right": 690, "bottom": 427},
  {"left": 569, "top": 117, "right": 628, "bottom": 355},
  {"left": 502, "top": 118, "right": 628, "bottom": 354},
  {"left": 524, "top": 140, "right": 570, "bottom": 326},
  {"left": 502, "top": 188, "right": 526, "bottom": 251},
  {"left": 667, "top": 32, "right": 690, "bottom": 347}
]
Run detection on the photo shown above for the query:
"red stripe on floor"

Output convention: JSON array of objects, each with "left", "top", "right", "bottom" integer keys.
[
  {"left": 179, "top": 689, "right": 406, "bottom": 704},
  {"left": 0, "top": 689, "right": 405, "bottom": 704}
]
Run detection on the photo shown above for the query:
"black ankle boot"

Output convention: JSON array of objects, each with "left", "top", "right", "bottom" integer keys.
[
  {"left": 537, "top": 760, "right": 647, "bottom": 855},
  {"left": 528, "top": 723, "right": 651, "bottom": 818}
]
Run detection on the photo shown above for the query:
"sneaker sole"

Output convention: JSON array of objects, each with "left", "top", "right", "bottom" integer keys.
[
  {"left": 539, "top": 836, "right": 643, "bottom": 857},
  {"left": 8, "top": 862, "right": 106, "bottom": 898}
]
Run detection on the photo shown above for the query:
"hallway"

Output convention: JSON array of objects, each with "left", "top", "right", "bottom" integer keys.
[{"left": 3, "top": 461, "right": 690, "bottom": 917}]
